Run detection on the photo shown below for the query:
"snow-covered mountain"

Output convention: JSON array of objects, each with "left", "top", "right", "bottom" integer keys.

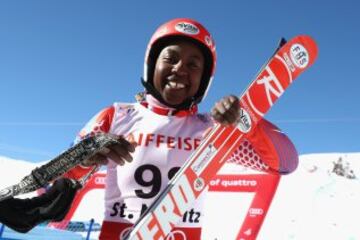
[{"left": 0, "top": 153, "right": 359, "bottom": 240}]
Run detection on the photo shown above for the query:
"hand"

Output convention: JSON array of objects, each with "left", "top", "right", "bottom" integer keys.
[
  {"left": 82, "top": 134, "right": 137, "bottom": 167},
  {"left": 0, "top": 178, "right": 80, "bottom": 233},
  {"left": 211, "top": 95, "right": 240, "bottom": 126}
]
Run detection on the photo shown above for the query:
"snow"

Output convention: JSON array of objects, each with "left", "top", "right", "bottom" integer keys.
[
  {"left": 258, "top": 153, "right": 360, "bottom": 240},
  {"left": 0, "top": 153, "right": 359, "bottom": 239},
  {"left": 1, "top": 226, "right": 82, "bottom": 240}
]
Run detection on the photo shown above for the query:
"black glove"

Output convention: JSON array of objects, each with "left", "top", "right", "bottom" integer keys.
[{"left": 0, "top": 178, "right": 81, "bottom": 233}]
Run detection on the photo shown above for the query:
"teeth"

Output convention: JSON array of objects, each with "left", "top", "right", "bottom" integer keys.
[
  {"left": 167, "top": 82, "right": 185, "bottom": 89},
  {"left": 177, "top": 83, "right": 185, "bottom": 88},
  {"left": 168, "top": 82, "right": 177, "bottom": 88}
]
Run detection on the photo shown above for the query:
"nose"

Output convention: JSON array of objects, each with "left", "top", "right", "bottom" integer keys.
[{"left": 172, "top": 60, "right": 187, "bottom": 76}]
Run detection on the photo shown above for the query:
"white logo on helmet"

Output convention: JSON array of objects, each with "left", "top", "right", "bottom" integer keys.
[
  {"left": 175, "top": 22, "right": 199, "bottom": 35},
  {"left": 205, "top": 35, "right": 213, "bottom": 46}
]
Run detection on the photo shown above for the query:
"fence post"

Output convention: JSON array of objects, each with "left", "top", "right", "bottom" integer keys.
[{"left": 85, "top": 218, "right": 94, "bottom": 240}]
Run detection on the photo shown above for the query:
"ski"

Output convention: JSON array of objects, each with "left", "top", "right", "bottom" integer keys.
[
  {"left": 0, "top": 134, "right": 120, "bottom": 202},
  {"left": 124, "top": 35, "right": 318, "bottom": 240}
]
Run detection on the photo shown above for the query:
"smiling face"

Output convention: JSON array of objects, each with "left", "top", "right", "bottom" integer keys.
[{"left": 152, "top": 40, "right": 205, "bottom": 107}]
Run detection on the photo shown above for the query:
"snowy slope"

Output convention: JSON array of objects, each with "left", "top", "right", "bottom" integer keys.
[
  {"left": 259, "top": 153, "right": 360, "bottom": 240},
  {"left": 0, "top": 153, "right": 359, "bottom": 240},
  {"left": 0, "top": 156, "right": 47, "bottom": 188}
]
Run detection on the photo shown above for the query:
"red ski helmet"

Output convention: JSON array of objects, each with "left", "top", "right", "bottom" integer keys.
[{"left": 142, "top": 18, "right": 217, "bottom": 108}]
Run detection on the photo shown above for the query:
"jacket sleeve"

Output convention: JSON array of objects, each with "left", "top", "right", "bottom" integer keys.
[
  {"left": 227, "top": 119, "right": 298, "bottom": 174},
  {"left": 63, "top": 106, "right": 115, "bottom": 180}
]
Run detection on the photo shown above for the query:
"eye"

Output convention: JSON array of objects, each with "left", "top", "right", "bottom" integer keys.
[
  {"left": 163, "top": 56, "right": 174, "bottom": 63},
  {"left": 159, "top": 49, "right": 180, "bottom": 64},
  {"left": 162, "top": 55, "right": 178, "bottom": 64},
  {"left": 188, "top": 60, "right": 202, "bottom": 70}
]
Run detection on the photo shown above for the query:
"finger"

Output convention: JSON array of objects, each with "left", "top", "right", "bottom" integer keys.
[
  {"left": 98, "top": 147, "right": 110, "bottom": 155},
  {"left": 95, "top": 154, "right": 109, "bottom": 165},
  {"left": 83, "top": 153, "right": 108, "bottom": 166},
  {"left": 111, "top": 145, "right": 133, "bottom": 163},
  {"left": 210, "top": 107, "right": 224, "bottom": 122},
  {"left": 226, "top": 96, "right": 240, "bottom": 122},
  {"left": 215, "top": 101, "right": 226, "bottom": 114},
  {"left": 218, "top": 100, "right": 236, "bottom": 124},
  {"left": 212, "top": 110, "right": 231, "bottom": 126},
  {"left": 130, "top": 141, "right": 138, "bottom": 151},
  {"left": 81, "top": 158, "right": 94, "bottom": 167},
  {"left": 106, "top": 149, "right": 125, "bottom": 166},
  {"left": 220, "top": 118, "right": 231, "bottom": 126},
  {"left": 223, "top": 111, "right": 239, "bottom": 125},
  {"left": 228, "top": 95, "right": 238, "bottom": 104},
  {"left": 116, "top": 136, "right": 136, "bottom": 153},
  {"left": 210, "top": 106, "right": 218, "bottom": 118},
  {"left": 226, "top": 104, "right": 241, "bottom": 123},
  {"left": 223, "top": 98, "right": 232, "bottom": 110},
  {"left": 224, "top": 95, "right": 238, "bottom": 108}
]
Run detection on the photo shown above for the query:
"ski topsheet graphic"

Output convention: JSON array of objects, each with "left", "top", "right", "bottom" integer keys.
[
  {"left": 0, "top": 134, "right": 120, "bottom": 202},
  {"left": 127, "top": 35, "right": 318, "bottom": 240}
]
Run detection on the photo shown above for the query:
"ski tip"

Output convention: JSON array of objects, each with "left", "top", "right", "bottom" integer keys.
[
  {"left": 301, "top": 35, "right": 319, "bottom": 67},
  {"left": 279, "top": 37, "right": 287, "bottom": 47}
]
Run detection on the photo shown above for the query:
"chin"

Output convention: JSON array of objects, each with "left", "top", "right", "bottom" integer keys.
[
  {"left": 165, "top": 100, "right": 183, "bottom": 107},
  {"left": 162, "top": 96, "right": 184, "bottom": 106}
]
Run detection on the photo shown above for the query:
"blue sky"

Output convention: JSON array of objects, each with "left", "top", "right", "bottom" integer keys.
[{"left": 0, "top": 0, "right": 359, "bottom": 162}]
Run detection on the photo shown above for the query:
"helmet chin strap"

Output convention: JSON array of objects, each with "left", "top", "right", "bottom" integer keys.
[{"left": 141, "top": 78, "right": 196, "bottom": 110}]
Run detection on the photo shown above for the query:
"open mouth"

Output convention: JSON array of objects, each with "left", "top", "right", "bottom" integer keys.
[{"left": 166, "top": 81, "right": 187, "bottom": 90}]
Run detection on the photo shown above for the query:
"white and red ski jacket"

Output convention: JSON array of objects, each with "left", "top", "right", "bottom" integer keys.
[{"left": 65, "top": 94, "right": 298, "bottom": 240}]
